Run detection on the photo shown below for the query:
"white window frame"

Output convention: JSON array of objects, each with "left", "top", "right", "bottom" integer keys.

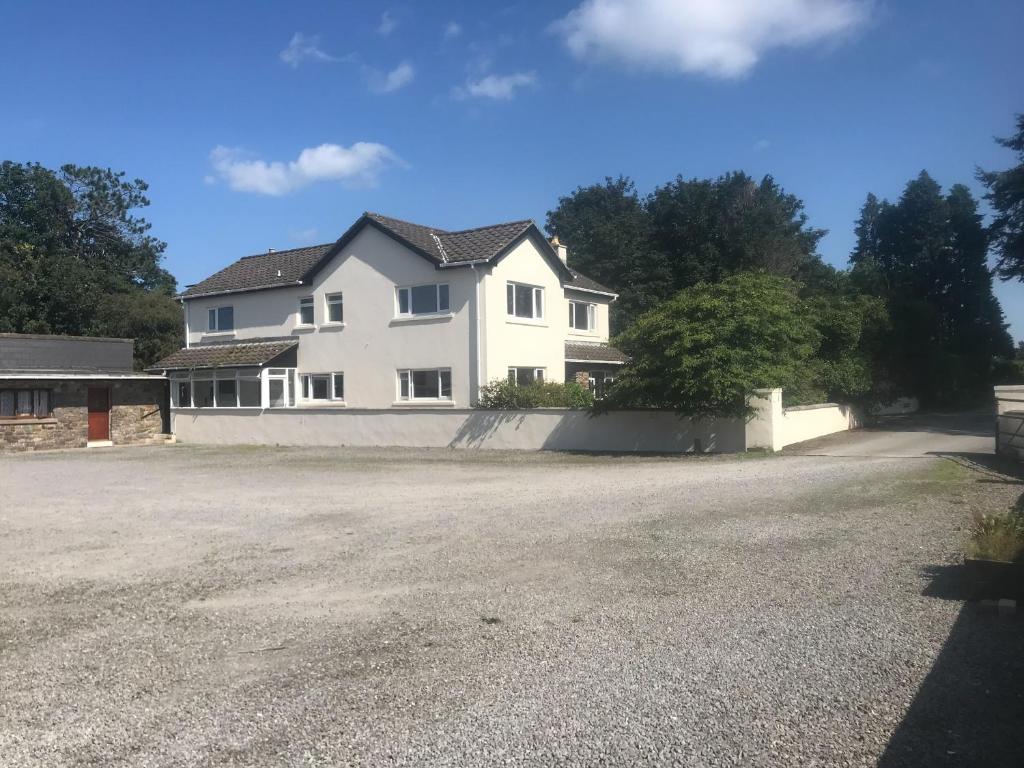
[
  {"left": 300, "top": 372, "right": 345, "bottom": 403},
  {"left": 207, "top": 305, "right": 234, "bottom": 333},
  {"left": 325, "top": 293, "right": 344, "bottom": 324},
  {"left": 569, "top": 300, "right": 597, "bottom": 332},
  {"left": 397, "top": 368, "right": 452, "bottom": 401},
  {"left": 170, "top": 369, "right": 272, "bottom": 408},
  {"left": 297, "top": 296, "right": 315, "bottom": 327},
  {"left": 396, "top": 283, "right": 451, "bottom": 317},
  {"left": 507, "top": 282, "right": 544, "bottom": 321},
  {"left": 508, "top": 367, "right": 545, "bottom": 386}
]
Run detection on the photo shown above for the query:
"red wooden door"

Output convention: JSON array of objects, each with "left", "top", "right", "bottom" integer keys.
[{"left": 87, "top": 386, "right": 110, "bottom": 441}]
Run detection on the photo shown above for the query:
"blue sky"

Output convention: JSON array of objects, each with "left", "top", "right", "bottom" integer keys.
[{"left": 3, "top": 0, "right": 1023, "bottom": 335}]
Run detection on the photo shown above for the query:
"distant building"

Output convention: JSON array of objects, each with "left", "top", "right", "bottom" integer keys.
[
  {"left": 0, "top": 334, "right": 169, "bottom": 452},
  {"left": 150, "top": 211, "right": 626, "bottom": 410}
]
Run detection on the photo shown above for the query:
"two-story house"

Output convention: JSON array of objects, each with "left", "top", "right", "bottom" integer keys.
[{"left": 150, "top": 212, "right": 626, "bottom": 409}]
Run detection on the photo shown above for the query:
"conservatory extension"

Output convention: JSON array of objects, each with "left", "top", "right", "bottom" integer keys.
[{"left": 148, "top": 339, "right": 301, "bottom": 409}]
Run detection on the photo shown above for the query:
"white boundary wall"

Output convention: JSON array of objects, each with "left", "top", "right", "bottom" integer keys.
[
  {"left": 170, "top": 387, "right": 860, "bottom": 453},
  {"left": 172, "top": 408, "right": 746, "bottom": 453}
]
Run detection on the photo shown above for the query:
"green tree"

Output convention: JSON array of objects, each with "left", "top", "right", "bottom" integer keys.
[
  {"left": 850, "top": 172, "right": 1012, "bottom": 406},
  {"left": 0, "top": 162, "right": 180, "bottom": 367},
  {"left": 545, "top": 172, "right": 831, "bottom": 332},
  {"left": 977, "top": 114, "right": 1024, "bottom": 280},
  {"left": 647, "top": 172, "right": 827, "bottom": 288},
  {"left": 545, "top": 176, "right": 669, "bottom": 334},
  {"left": 602, "top": 274, "right": 821, "bottom": 418}
]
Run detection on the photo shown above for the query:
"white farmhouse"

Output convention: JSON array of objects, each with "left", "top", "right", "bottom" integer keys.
[{"left": 151, "top": 213, "right": 626, "bottom": 409}]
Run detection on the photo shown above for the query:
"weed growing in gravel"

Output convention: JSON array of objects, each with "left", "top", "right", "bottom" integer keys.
[{"left": 969, "top": 507, "right": 1024, "bottom": 562}]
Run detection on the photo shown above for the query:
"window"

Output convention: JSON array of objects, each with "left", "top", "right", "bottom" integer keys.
[
  {"left": 569, "top": 301, "right": 596, "bottom": 331},
  {"left": 587, "top": 370, "right": 616, "bottom": 399},
  {"left": 0, "top": 389, "right": 51, "bottom": 419},
  {"left": 173, "top": 380, "right": 190, "bottom": 408},
  {"left": 397, "top": 284, "right": 450, "bottom": 316},
  {"left": 507, "top": 282, "right": 544, "bottom": 320},
  {"left": 333, "top": 373, "right": 345, "bottom": 400},
  {"left": 508, "top": 367, "right": 545, "bottom": 386},
  {"left": 398, "top": 368, "right": 452, "bottom": 400},
  {"left": 207, "top": 306, "right": 234, "bottom": 332},
  {"left": 298, "top": 296, "right": 315, "bottom": 326},
  {"left": 238, "top": 377, "right": 261, "bottom": 407},
  {"left": 216, "top": 379, "right": 237, "bottom": 408},
  {"left": 193, "top": 379, "right": 215, "bottom": 408},
  {"left": 326, "top": 293, "right": 344, "bottom": 323},
  {"left": 169, "top": 369, "right": 293, "bottom": 408}
]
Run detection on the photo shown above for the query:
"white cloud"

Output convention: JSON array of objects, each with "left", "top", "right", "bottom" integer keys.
[
  {"left": 377, "top": 11, "right": 397, "bottom": 36},
  {"left": 365, "top": 61, "right": 416, "bottom": 93},
  {"left": 279, "top": 33, "right": 339, "bottom": 68},
  {"left": 443, "top": 21, "right": 462, "bottom": 40},
  {"left": 753, "top": 138, "right": 771, "bottom": 151},
  {"left": 209, "top": 143, "right": 402, "bottom": 196},
  {"left": 453, "top": 71, "right": 537, "bottom": 101},
  {"left": 289, "top": 227, "right": 319, "bottom": 242},
  {"left": 552, "top": 0, "right": 869, "bottom": 79}
]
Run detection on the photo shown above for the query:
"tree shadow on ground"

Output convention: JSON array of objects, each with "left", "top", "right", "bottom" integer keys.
[
  {"left": 868, "top": 411, "right": 995, "bottom": 438},
  {"left": 927, "top": 452, "right": 1024, "bottom": 483},
  {"left": 878, "top": 565, "right": 1024, "bottom": 767}
]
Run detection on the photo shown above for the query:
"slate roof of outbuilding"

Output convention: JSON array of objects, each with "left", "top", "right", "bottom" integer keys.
[
  {"left": 147, "top": 339, "right": 298, "bottom": 371},
  {"left": 179, "top": 212, "right": 617, "bottom": 299},
  {"left": 564, "top": 341, "right": 629, "bottom": 364}
]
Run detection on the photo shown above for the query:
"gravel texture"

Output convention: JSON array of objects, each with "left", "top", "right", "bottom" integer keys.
[{"left": 1, "top": 441, "right": 1022, "bottom": 767}]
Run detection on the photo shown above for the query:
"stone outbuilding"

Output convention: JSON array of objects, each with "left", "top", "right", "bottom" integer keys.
[{"left": 0, "top": 333, "right": 169, "bottom": 452}]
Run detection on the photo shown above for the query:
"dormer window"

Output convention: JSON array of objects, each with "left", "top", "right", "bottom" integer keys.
[{"left": 207, "top": 306, "right": 234, "bottom": 332}]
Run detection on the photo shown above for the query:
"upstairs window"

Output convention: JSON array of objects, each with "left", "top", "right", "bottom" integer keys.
[
  {"left": 397, "top": 284, "right": 450, "bottom": 316},
  {"left": 326, "top": 293, "right": 344, "bottom": 323},
  {"left": 569, "top": 301, "right": 596, "bottom": 331},
  {"left": 208, "top": 306, "right": 234, "bottom": 332},
  {"left": 507, "top": 282, "right": 544, "bottom": 320},
  {"left": 398, "top": 368, "right": 452, "bottom": 400},
  {"left": 298, "top": 296, "right": 315, "bottom": 326}
]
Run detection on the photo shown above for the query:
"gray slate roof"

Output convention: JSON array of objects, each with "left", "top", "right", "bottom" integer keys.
[
  {"left": 364, "top": 212, "right": 534, "bottom": 264},
  {"left": 564, "top": 341, "right": 629, "bottom": 364},
  {"left": 148, "top": 340, "right": 297, "bottom": 371},
  {"left": 564, "top": 267, "right": 615, "bottom": 296},
  {"left": 182, "top": 244, "right": 335, "bottom": 298},
  {"left": 180, "top": 212, "right": 616, "bottom": 299}
]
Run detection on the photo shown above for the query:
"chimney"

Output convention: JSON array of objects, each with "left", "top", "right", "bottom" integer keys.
[
  {"left": 550, "top": 235, "right": 568, "bottom": 264},
  {"left": 268, "top": 248, "right": 276, "bottom": 254}
]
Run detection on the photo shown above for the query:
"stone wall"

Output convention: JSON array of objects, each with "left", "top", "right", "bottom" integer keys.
[{"left": 0, "top": 379, "right": 166, "bottom": 453}]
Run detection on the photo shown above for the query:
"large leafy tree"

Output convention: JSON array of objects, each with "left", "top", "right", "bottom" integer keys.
[
  {"left": 602, "top": 274, "right": 823, "bottom": 418},
  {"left": 0, "top": 162, "right": 180, "bottom": 367},
  {"left": 850, "top": 172, "right": 1012, "bottom": 406},
  {"left": 545, "top": 176, "right": 670, "bottom": 334},
  {"left": 546, "top": 172, "right": 831, "bottom": 332},
  {"left": 977, "top": 114, "right": 1024, "bottom": 280}
]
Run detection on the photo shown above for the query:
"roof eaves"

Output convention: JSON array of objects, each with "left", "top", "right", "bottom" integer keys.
[
  {"left": 564, "top": 283, "right": 619, "bottom": 299},
  {"left": 178, "top": 280, "right": 305, "bottom": 301}
]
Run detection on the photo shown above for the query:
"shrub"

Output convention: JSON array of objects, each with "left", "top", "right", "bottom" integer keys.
[
  {"left": 476, "top": 378, "right": 594, "bottom": 409},
  {"left": 968, "top": 508, "right": 1024, "bottom": 562}
]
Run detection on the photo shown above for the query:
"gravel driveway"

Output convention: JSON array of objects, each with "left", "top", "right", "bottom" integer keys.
[{"left": 1, "top": 441, "right": 1021, "bottom": 767}]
